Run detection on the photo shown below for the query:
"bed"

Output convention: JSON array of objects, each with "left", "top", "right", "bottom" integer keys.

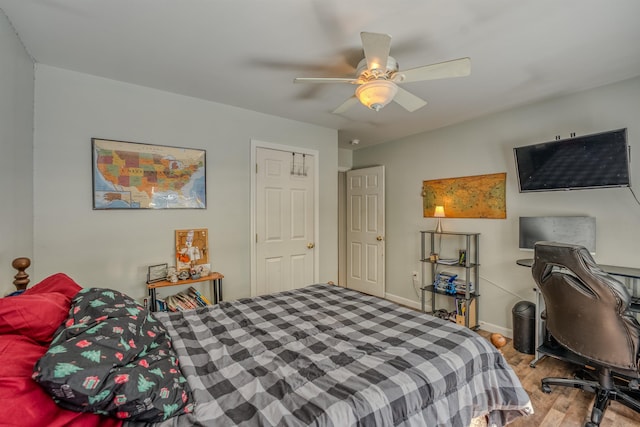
[{"left": 1, "top": 258, "right": 532, "bottom": 427}]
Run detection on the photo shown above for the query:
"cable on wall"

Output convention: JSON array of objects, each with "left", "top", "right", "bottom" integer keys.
[
  {"left": 628, "top": 186, "right": 640, "bottom": 207},
  {"left": 479, "top": 274, "right": 531, "bottom": 301}
]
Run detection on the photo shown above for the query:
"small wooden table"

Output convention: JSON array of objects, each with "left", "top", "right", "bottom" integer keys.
[{"left": 147, "top": 272, "right": 224, "bottom": 312}]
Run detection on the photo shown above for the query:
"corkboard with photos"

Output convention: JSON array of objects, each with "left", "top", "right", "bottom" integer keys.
[{"left": 175, "top": 228, "right": 209, "bottom": 271}]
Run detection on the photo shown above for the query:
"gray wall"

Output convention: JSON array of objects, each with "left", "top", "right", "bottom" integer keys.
[
  {"left": 353, "top": 76, "right": 640, "bottom": 335},
  {"left": 31, "top": 65, "right": 338, "bottom": 301},
  {"left": 3, "top": 3, "right": 638, "bottom": 335},
  {"left": 0, "top": 11, "right": 34, "bottom": 294}
]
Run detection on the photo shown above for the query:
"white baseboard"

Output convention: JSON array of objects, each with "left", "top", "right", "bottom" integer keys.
[
  {"left": 384, "top": 292, "right": 514, "bottom": 339},
  {"left": 478, "top": 321, "right": 513, "bottom": 339},
  {"left": 384, "top": 292, "right": 422, "bottom": 311}
]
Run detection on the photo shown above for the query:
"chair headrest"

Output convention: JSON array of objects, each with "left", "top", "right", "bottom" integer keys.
[{"left": 532, "top": 241, "right": 630, "bottom": 308}]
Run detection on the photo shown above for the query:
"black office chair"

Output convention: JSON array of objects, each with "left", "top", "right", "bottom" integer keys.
[{"left": 532, "top": 241, "right": 640, "bottom": 426}]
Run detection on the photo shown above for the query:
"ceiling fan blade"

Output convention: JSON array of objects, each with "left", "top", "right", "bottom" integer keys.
[
  {"left": 393, "top": 87, "right": 427, "bottom": 112},
  {"left": 397, "top": 57, "right": 471, "bottom": 83},
  {"left": 332, "top": 96, "right": 360, "bottom": 114},
  {"left": 361, "top": 32, "right": 391, "bottom": 71},
  {"left": 294, "top": 77, "right": 358, "bottom": 84}
]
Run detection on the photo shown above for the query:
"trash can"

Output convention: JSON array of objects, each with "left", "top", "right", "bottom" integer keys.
[{"left": 512, "top": 301, "right": 535, "bottom": 354}]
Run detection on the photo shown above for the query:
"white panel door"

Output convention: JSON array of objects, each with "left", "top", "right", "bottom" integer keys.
[
  {"left": 256, "top": 147, "right": 315, "bottom": 295},
  {"left": 346, "top": 166, "right": 385, "bottom": 297}
]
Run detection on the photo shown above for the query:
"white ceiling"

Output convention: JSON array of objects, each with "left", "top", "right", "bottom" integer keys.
[{"left": 2, "top": 0, "right": 640, "bottom": 150}]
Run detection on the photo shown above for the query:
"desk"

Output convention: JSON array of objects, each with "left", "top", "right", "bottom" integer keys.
[
  {"left": 147, "top": 272, "right": 224, "bottom": 312},
  {"left": 516, "top": 258, "right": 640, "bottom": 367}
]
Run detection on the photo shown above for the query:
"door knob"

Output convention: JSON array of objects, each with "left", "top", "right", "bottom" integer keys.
[
  {"left": 307, "top": 243, "right": 315, "bottom": 249},
  {"left": 376, "top": 236, "right": 383, "bottom": 241}
]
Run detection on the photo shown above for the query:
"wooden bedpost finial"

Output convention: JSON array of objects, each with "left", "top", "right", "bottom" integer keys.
[{"left": 12, "top": 257, "right": 31, "bottom": 290}]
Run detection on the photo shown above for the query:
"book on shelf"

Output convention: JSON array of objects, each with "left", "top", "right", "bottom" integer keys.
[
  {"left": 155, "top": 298, "right": 167, "bottom": 312},
  {"left": 188, "top": 286, "right": 211, "bottom": 306},
  {"left": 436, "top": 258, "right": 459, "bottom": 265},
  {"left": 156, "top": 287, "right": 212, "bottom": 312},
  {"left": 174, "top": 292, "right": 198, "bottom": 310},
  {"left": 455, "top": 297, "right": 477, "bottom": 328},
  {"left": 164, "top": 295, "right": 185, "bottom": 312}
]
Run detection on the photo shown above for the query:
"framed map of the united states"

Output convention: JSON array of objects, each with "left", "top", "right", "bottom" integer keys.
[{"left": 92, "top": 138, "right": 206, "bottom": 209}]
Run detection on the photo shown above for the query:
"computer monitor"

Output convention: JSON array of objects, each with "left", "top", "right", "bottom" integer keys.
[{"left": 519, "top": 216, "right": 596, "bottom": 254}]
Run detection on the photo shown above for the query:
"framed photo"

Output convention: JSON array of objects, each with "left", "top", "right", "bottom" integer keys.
[
  {"left": 92, "top": 138, "right": 206, "bottom": 209},
  {"left": 147, "top": 263, "right": 168, "bottom": 284}
]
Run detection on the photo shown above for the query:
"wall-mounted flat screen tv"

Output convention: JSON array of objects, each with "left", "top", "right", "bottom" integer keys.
[{"left": 514, "top": 128, "right": 630, "bottom": 192}]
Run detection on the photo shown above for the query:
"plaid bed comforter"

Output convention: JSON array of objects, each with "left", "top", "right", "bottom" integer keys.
[{"left": 135, "top": 284, "right": 532, "bottom": 427}]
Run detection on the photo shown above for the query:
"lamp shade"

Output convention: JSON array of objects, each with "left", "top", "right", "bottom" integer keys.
[
  {"left": 434, "top": 205, "right": 445, "bottom": 218},
  {"left": 355, "top": 80, "right": 398, "bottom": 111}
]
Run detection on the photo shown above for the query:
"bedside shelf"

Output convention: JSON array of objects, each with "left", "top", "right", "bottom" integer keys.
[
  {"left": 420, "top": 230, "right": 480, "bottom": 329},
  {"left": 147, "top": 272, "right": 224, "bottom": 312}
]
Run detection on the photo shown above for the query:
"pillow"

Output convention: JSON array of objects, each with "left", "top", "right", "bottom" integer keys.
[
  {"left": 0, "top": 334, "right": 121, "bottom": 427},
  {"left": 0, "top": 273, "right": 82, "bottom": 343},
  {"left": 0, "top": 292, "right": 72, "bottom": 343},
  {"left": 23, "top": 273, "right": 83, "bottom": 298},
  {"left": 33, "top": 288, "right": 194, "bottom": 422}
]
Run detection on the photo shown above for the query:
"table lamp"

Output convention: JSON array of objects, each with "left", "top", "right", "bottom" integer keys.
[{"left": 434, "top": 205, "right": 445, "bottom": 233}]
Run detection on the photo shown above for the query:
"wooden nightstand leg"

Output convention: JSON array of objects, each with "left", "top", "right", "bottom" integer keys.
[{"left": 211, "top": 278, "right": 223, "bottom": 304}]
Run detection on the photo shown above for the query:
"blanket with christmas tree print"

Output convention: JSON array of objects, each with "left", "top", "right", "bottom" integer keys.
[{"left": 33, "top": 288, "right": 193, "bottom": 422}]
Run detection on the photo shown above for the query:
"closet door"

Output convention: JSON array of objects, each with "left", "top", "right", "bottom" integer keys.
[{"left": 255, "top": 147, "right": 315, "bottom": 295}]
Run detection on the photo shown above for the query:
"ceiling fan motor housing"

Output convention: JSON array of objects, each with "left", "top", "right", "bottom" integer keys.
[
  {"left": 354, "top": 56, "right": 401, "bottom": 111},
  {"left": 356, "top": 56, "right": 400, "bottom": 81}
]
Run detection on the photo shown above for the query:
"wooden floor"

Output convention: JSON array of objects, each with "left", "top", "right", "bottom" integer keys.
[{"left": 476, "top": 330, "right": 640, "bottom": 426}]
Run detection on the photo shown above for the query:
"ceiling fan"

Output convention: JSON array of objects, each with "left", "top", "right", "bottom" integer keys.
[{"left": 294, "top": 32, "right": 471, "bottom": 114}]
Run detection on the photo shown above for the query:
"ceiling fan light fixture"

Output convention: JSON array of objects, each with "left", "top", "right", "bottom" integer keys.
[
  {"left": 355, "top": 80, "right": 398, "bottom": 112},
  {"left": 293, "top": 33, "right": 468, "bottom": 115}
]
